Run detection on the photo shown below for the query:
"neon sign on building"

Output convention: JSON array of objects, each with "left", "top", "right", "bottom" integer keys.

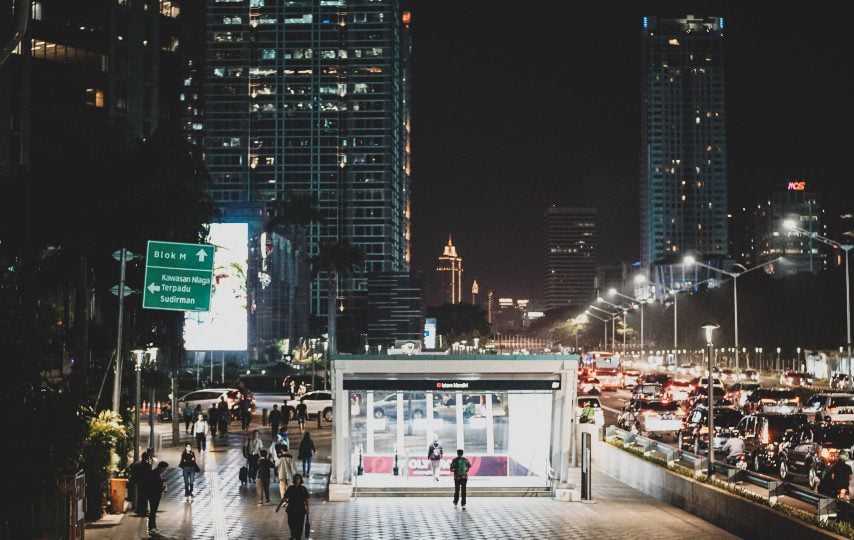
[{"left": 787, "top": 181, "right": 806, "bottom": 191}]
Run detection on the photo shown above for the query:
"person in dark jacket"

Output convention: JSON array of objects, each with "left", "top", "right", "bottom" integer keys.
[
  {"left": 208, "top": 404, "right": 219, "bottom": 437},
  {"left": 276, "top": 474, "right": 310, "bottom": 540},
  {"left": 182, "top": 404, "right": 194, "bottom": 434},
  {"left": 269, "top": 404, "right": 282, "bottom": 439},
  {"left": 131, "top": 453, "right": 152, "bottom": 517},
  {"left": 145, "top": 461, "right": 169, "bottom": 535},
  {"left": 218, "top": 396, "right": 230, "bottom": 436},
  {"left": 179, "top": 443, "right": 201, "bottom": 501},
  {"left": 256, "top": 450, "right": 274, "bottom": 505},
  {"left": 240, "top": 396, "right": 252, "bottom": 431},
  {"left": 450, "top": 449, "right": 472, "bottom": 509},
  {"left": 298, "top": 432, "right": 316, "bottom": 477}
]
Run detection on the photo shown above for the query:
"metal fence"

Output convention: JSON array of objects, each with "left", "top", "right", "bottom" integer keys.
[{"left": 605, "top": 425, "right": 854, "bottom": 522}]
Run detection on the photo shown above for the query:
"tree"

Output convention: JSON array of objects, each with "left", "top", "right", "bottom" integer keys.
[
  {"left": 551, "top": 314, "right": 589, "bottom": 348},
  {"left": 425, "top": 303, "right": 491, "bottom": 345},
  {"left": 310, "top": 240, "right": 365, "bottom": 354}
]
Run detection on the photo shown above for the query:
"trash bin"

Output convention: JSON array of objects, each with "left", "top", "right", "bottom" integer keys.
[{"left": 109, "top": 478, "right": 128, "bottom": 514}]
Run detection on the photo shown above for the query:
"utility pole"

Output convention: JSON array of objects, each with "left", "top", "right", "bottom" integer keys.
[{"left": 112, "top": 248, "right": 130, "bottom": 413}]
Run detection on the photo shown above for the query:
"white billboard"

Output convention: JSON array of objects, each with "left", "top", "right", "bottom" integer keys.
[{"left": 184, "top": 223, "right": 248, "bottom": 351}]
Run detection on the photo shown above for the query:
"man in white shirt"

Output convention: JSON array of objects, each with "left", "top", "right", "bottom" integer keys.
[
  {"left": 193, "top": 414, "right": 209, "bottom": 452},
  {"left": 246, "top": 430, "right": 264, "bottom": 482}
]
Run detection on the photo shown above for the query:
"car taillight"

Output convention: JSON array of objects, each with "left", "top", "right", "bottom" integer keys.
[
  {"left": 788, "top": 398, "right": 799, "bottom": 403},
  {"left": 820, "top": 448, "right": 836, "bottom": 459},
  {"left": 700, "top": 426, "right": 709, "bottom": 434}
]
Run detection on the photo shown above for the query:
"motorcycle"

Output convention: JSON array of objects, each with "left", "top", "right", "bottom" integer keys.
[{"left": 725, "top": 453, "right": 748, "bottom": 471}]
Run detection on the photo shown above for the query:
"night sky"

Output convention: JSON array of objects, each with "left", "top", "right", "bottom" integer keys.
[{"left": 409, "top": 2, "right": 854, "bottom": 306}]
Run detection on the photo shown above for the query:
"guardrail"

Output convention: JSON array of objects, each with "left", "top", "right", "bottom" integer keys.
[{"left": 604, "top": 425, "right": 854, "bottom": 523}]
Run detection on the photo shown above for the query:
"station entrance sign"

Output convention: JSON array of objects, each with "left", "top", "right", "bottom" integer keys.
[{"left": 142, "top": 240, "right": 215, "bottom": 312}]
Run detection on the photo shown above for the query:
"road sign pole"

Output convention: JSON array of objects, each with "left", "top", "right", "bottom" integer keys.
[{"left": 112, "top": 248, "right": 128, "bottom": 413}]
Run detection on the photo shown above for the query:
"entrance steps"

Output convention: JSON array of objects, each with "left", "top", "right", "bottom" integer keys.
[{"left": 353, "top": 485, "right": 555, "bottom": 497}]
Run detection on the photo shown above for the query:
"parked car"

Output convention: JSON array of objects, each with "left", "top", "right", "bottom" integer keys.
[
  {"left": 726, "top": 382, "right": 762, "bottom": 409},
  {"left": 803, "top": 393, "right": 854, "bottom": 424},
  {"left": 577, "top": 397, "right": 605, "bottom": 426},
  {"left": 779, "top": 424, "right": 854, "bottom": 489},
  {"left": 745, "top": 388, "right": 800, "bottom": 414},
  {"left": 285, "top": 390, "right": 334, "bottom": 422},
  {"left": 618, "top": 399, "right": 684, "bottom": 438},
  {"left": 677, "top": 406, "right": 744, "bottom": 454},
  {"left": 578, "top": 378, "right": 602, "bottom": 396},
  {"left": 780, "top": 371, "right": 812, "bottom": 387},
  {"left": 736, "top": 413, "right": 808, "bottom": 472}
]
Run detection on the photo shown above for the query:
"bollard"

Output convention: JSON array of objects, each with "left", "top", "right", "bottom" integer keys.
[
  {"left": 317, "top": 411, "right": 322, "bottom": 428},
  {"left": 262, "top": 408, "right": 268, "bottom": 426},
  {"left": 581, "top": 432, "right": 593, "bottom": 501},
  {"left": 818, "top": 496, "right": 837, "bottom": 522}
]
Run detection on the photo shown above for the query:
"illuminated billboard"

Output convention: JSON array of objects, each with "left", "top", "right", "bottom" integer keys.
[{"left": 184, "top": 223, "right": 249, "bottom": 351}]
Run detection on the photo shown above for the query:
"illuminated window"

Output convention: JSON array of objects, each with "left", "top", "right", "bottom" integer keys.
[
  {"left": 668, "top": 38, "right": 680, "bottom": 46},
  {"left": 85, "top": 88, "right": 104, "bottom": 108},
  {"left": 31, "top": 1, "right": 43, "bottom": 20},
  {"left": 160, "top": 0, "right": 179, "bottom": 17}
]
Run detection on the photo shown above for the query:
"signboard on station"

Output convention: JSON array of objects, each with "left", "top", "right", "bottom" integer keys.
[{"left": 142, "top": 240, "right": 215, "bottom": 312}]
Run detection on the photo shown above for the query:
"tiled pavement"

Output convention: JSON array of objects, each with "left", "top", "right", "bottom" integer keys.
[{"left": 90, "top": 422, "right": 736, "bottom": 540}]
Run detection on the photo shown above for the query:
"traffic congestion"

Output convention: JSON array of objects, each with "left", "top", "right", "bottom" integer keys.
[{"left": 576, "top": 351, "right": 854, "bottom": 501}]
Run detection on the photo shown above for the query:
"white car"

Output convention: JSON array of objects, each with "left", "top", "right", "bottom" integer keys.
[
  {"left": 285, "top": 391, "right": 333, "bottom": 422},
  {"left": 178, "top": 388, "right": 241, "bottom": 413},
  {"left": 803, "top": 393, "right": 854, "bottom": 423}
]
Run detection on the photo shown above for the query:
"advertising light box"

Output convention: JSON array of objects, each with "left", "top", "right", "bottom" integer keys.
[{"left": 184, "top": 223, "right": 249, "bottom": 351}]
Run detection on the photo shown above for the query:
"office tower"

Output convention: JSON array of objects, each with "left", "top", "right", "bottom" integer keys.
[
  {"left": 754, "top": 180, "right": 827, "bottom": 276},
  {"left": 0, "top": 0, "right": 183, "bottom": 175},
  {"left": 203, "top": 1, "right": 413, "bottom": 321},
  {"left": 543, "top": 207, "right": 597, "bottom": 311},
  {"left": 436, "top": 236, "right": 463, "bottom": 304},
  {"left": 640, "top": 15, "right": 727, "bottom": 268},
  {"left": 367, "top": 271, "right": 422, "bottom": 348},
  {"left": 595, "top": 261, "right": 628, "bottom": 296},
  {"left": 471, "top": 278, "right": 479, "bottom": 305}
]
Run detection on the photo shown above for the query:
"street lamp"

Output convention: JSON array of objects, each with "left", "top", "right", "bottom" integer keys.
[
  {"left": 585, "top": 310, "right": 610, "bottom": 349},
  {"left": 609, "top": 288, "right": 653, "bottom": 355},
  {"left": 684, "top": 255, "right": 782, "bottom": 370},
  {"left": 131, "top": 349, "right": 145, "bottom": 466},
  {"left": 589, "top": 304, "right": 619, "bottom": 350},
  {"left": 784, "top": 218, "right": 853, "bottom": 388},
  {"left": 701, "top": 323, "right": 720, "bottom": 478},
  {"left": 595, "top": 299, "right": 625, "bottom": 351}
]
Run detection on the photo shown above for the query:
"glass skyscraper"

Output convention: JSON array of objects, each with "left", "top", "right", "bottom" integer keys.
[
  {"left": 543, "top": 207, "right": 597, "bottom": 311},
  {"left": 204, "top": 0, "right": 412, "bottom": 316},
  {"left": 640, "top": 15, "right": 727, "bottom": 268}
]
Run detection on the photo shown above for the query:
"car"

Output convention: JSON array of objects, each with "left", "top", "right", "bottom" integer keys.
[
  {"left": 745, "top": 388, "right": 800, "bottom": 414},
  {"left": 678, "top": 406, "right": 744, "bottom": 454},
  {"left": 577, "top": 397, "right": 605, "bottom": 426},
  {"left": 803, "top": 393, "right": 854, "bottom": 424},
  {"left": 736, "top": 413, "right": 808, "bottom": 472},
  {"left": 664, "top": 379, "right": 692, "bottom": 402},
  {"left": 618, "top": 399, "right": 684, "bottom": 438},
  {"left": 596, "top": 368, "right": 623, "bottom": 390},
  {"left": 686, "top": 384, "right": 727, "bottom": 410},
  {"left": 779, "top": 424, "right": 854, "bottom": 489},
  {"left": 780, "top": 371, "right": 812, "bottom": 387},
  {"left": 285, "top": 390, "right": 334, "bottom": 422},
  {"left": 623, "top": 370, "right": 642, "bottom": 389},
  {"left": 642, "top": 373, "right": 673, "bottom": 386},
  {"left": 439, "top": 393, "right": 507, "bottom": 417},
  {"left": 578, "top": 378, "right": 602, "bottom": 395},
  {"left": 689, "top": 376, "right": 724, "bottom": 388},
  {"left": 178, "top": 388, "right": 254, "bottom": 419},
  {"left": 632, "top": 382, "right": 665, "bottom": 401},
  {"left": 738, "top": 369, "right": 760, "bottom": 382},
  {"left": 719, "top": 369, "right": 736, "bottom": 384},
  {"left": 725, "top": 382, "right": 762, "bottom": 409}
]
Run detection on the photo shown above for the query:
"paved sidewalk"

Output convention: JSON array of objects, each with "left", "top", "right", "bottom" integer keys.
[{"left": 89, "top": 422, "right": 734, "bottom": 540}]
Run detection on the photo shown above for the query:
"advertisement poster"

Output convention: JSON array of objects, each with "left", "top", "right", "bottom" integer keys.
[{"left": 362, "top": 455, "right": 508, "bottom": 476}]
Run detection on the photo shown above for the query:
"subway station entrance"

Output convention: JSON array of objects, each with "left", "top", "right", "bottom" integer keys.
[{"left": 328, "top": 354, "right": 579, "bottom": 497}]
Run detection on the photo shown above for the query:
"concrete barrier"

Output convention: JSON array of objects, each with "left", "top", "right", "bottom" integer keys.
[{"left": 593, "top": 438, "right": 840, "bottom": 539}]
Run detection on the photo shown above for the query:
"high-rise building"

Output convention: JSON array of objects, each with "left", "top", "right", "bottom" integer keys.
[
  {"left": 640, "top": 15, "right": 727, "bottom": 268},
  {"left": 543, "top": 207, "right": 597, "bottom": 311},
  {"left": 595, "top": 261, "right": 628, "bottom": 296},
  {"left": 203, "top": 1, "right": 413, "bottom": 321},
  {"left": 367, "top": 271, "right": 422, "bottom": 348},
  {"left": 754, "top": 181, "right": 827, "bottom": 276},
  {"left": 1, "top": 0, "right": 184, "bottom": 175},
  {"left": 436, "top": 236, "right": 463, "bottom": 304}
]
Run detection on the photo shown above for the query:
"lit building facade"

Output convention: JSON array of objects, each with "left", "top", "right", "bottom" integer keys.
[
  {"left": 203, "top": 0, "right": 413, "bottom": 319},
  {"left": 436, "top": 237, "right": 463, "bottom": 304},
  {"left": 366, "top": 271, "right": 422, "bottom": 348},
  {"left": 754, "top": 181, "right": 827, "bottom": 276},
  {"left": 543, "top": 207, "right": 597, "bottom": 311},
  {"left": 640, "top": 15, "right": 727, "bottom": 268}
]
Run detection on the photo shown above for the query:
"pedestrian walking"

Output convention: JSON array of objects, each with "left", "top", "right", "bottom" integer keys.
[
  {"left": 194, "top": 404, "right": 202, "bottom": 417},
  {"left": 269, "top": 404, "right": 282, "bottom": 439},
  {"left": 217, "top": 397, "right": 230, "bottom": 437},
  {"left": 193, "top": 413, "right": 209, "bottom": 452},
  {"left": 246, "top": 430, "right": 263, "bottom": 481},
  {"left": 130, "top": 452, "right": 152, "bottom": 517},
  {"left": 427, "top": 435, "right": 443, "bottom": 481},
  {"left": 145, "top": 461, "right": 169, "bottom": 536},
  {"left": 208, "top": 404, "right": 219, "bottom": 437},
  {"left": 240, "top": 396, "right": 252, "bottom": 431},
  {"left": 256, "top": 450, "right": 274, "bottom": 505},
  {"left": 298, "top": 432, "right": 316, "bottom": 477},
  {"left": 275, "top": 444, "right": 297, "bottom": 498},
  {"left": 298, "top": 381, "right": 307, "bottom": 396},
  {"left": 179, "top": 443, "right": 201, "bottom": 501},
  {"left": 450, "top": 449, "right": 471, "bottom": 509},
  {"left": 289, "top": 379, "right": 296, "bottom": 398},
  {"left": 182, "top": 403, "right": 194, "bottom": 434},
  {"left": 276, "top": 474, "right": 310, "bottom": 540},
  {"left": 296, "top": 402, "right": 308, "bottom": 434}
]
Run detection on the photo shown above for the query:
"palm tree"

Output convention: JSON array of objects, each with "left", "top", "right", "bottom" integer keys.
[
  {"left": 265, "top": 194, "right": 322, "bottom": 348},
  {"left": 311, "top": 240, "right": 365, "bottom": 354}
]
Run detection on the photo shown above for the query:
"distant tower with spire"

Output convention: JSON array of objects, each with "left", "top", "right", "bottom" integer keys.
[
  {"left": 436, "top": 236, "right": 463, "bottom": 304},
  {"left": 471, "top": 279, "right": 479, "bottom": 305}
]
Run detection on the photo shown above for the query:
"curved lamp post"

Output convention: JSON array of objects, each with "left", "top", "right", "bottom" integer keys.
[{"left": 701, "top": 323, "right": 719, "bottom": 478}]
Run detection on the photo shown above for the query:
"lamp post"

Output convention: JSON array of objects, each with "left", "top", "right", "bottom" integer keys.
[
  {"left": 684, "top": 255, "right": 782, "bottom": 370},
  {"left": 147, "top": 347, "right": 158, "bottom": 450},
  {"left": 609, "top": 287, "right": 652, "bottom": 355},
  {"left": 589, "top": 304, "right": 618, "bottom": 349},
  {"left": 784, "top": 219, "right": 852, "bottom": 386},
  {"left": 598, "top": 297, "right": 627, "bottom": 352},
  {"left": 776, "top": 347, "right": 781, "bottom": 372},
  {"left": 132, "top": 349, "right": 144, "bottom": 465},
  {"left": 585, "top": 310, "right": 610, "bottom": 349},
  {"left": 701, "top": 323, "right": 720, "bottom": 478}
]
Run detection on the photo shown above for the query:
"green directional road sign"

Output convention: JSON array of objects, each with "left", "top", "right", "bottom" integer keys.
[{"left": 143, "top": 240, "right": 215, "bottom": 312}]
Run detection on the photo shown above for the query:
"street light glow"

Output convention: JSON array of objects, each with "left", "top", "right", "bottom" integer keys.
[
  {"left": 634, "top": 274, "right": 647, "bottom": 284},
  {"left": 607, "top": 288, "right": 617, "bottom": 296},
  {"left": 683, "top": 255, "right": 696, "bottom": 266},
  {"left": 782, "top": 219, "right": 797, "bottom": 231}
]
